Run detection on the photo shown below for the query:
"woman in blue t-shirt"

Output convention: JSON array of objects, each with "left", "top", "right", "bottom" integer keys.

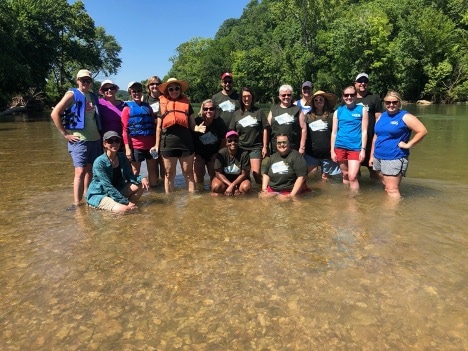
[
  {"left": 331, "top": 86, "right": 368, "bottom": 191},
  {"left": 369, "top": 91, "right": 427, "bottom": 198}
]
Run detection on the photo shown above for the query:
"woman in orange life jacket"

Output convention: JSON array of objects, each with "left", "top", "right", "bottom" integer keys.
[{"left": 151, "top": 78, "right": 206, "bottom": 193}]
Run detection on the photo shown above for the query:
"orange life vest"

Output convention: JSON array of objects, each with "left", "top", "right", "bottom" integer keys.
[{"left": 159, "top": 95, "right": 190, "bottom": 129}]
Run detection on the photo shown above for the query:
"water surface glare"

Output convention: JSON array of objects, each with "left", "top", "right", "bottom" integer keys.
[{"left": 0, "top": 109, "right": 467, "bottom": 350}]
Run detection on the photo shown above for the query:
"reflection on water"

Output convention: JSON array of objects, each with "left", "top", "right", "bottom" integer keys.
[{"left": 0, "top": 110, "right": 467, "bottom": 350}]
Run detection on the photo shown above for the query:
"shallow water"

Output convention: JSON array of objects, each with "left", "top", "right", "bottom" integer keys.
[{"left": 0, "top": 107, "right": 467, "bottom": 350}]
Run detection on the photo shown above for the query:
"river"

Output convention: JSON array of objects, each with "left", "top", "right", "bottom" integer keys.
[{"left": 0, "top": 105, "right": 466, "bottom": 350}]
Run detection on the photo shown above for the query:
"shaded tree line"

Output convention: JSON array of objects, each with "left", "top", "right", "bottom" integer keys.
[
  {"left": 167, "top": 0, "right": 468, "bottom": 104},
  {"left": 0, "top": 0, "right": 121, "bottom": 109}
]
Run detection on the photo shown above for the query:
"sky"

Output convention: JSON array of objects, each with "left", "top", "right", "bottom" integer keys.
[{"left": 71, "top": 0, "right": 251, "bottom": 87}]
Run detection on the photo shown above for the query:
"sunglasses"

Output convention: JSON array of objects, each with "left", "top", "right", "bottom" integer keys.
[
  {"left": 276, "top": 141, "right": 288, "bottom": 145},
  {"left": 343, "top": 93, "right": 356, "bottom": 98},
  {"left": 105, "top": 138, "right": 120, "bottom": 144},
  {"left": 168, "top": 86, "right": 180, "bottom": 92},
  {"left": 103, "top": 86, "right": 116, "bottom": 92},
  {"left": 223, "top": 80, "right": 233, "bottom": 84},
  {"left": 384, "top": 100, "right": 399, "bottom": 105},
  {"left": 203, "top": 107, "right": 215, "bottom": 111},
  {"left": 80, "top": 78, "right": 92, "bottom": 84},
  {"left": 131, "top": 90, "right": 142, "bottom": 94},
  {"left": 356, "top": 79, "right": 369, "bottom": 84},
  {"left": 226, "top": 138, "right": 239, "bottom": 143},
  {"left": 314, "top": 98, "right": 325, "bottom": 102},
  {"left": 149, "top": 83, "right": 161, "bottom": 87},
  {"left": 281, "top": 94, "right": 292, "bottom": 97}
]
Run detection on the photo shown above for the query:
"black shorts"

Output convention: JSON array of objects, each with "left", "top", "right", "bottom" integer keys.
[{"left": 160, "top": 149, "right": 194, "bottom": 158}]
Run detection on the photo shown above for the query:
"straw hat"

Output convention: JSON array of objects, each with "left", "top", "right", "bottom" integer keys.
[
  {"left": 157, "top": 78, "right": 189, "bottom": 93},
  {"left": 306, "top": 90, "right": 338, "bottom": 107}
]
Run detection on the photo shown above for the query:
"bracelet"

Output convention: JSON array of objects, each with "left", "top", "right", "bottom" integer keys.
[{"left": 361, "top": 147, "right": 366, "bottom": 150}]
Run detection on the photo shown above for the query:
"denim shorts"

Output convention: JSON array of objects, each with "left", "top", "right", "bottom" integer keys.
[
  {"left": 304, "top": 154, "right": 341, "bottom": 175},
  {"left": 68, "top": 140, "right": 102, "bottom": 167}
]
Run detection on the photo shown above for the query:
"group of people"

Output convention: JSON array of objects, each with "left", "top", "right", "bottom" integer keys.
[{"left": 51, "top": 69, "right": 428, "bottom": 213}]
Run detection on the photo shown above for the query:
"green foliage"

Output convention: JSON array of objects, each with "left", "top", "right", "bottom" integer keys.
[
  {"left": 0, "top": 0, "right": 121, "bottom": 108},
  {"left": 168, "top": 0, "right": 468, "bottom": 103}
]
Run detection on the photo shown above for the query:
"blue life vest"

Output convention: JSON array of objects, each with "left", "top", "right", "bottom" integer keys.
[
  {"left": 62, "top": 88, "right": 101, "bottom": 131},
  {"left": 126, "top": 101, "right": 155, "bottom": 137}
]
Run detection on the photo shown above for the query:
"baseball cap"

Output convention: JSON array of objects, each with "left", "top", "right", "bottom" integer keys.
[
  {"left": 103, "top": 131, "right": 121, "bottom": 140},
  {"left": 302, "top": 81, "right": 312, "bottom": 88},
  {"left": 355, "top": 73, "right": 369, "bottom": 81},
  {"left": 221, "top": 72, "right": 233, "bottom": 80},
  {"left": 226, "top": 130, "right": 239, "bottom": 139}
]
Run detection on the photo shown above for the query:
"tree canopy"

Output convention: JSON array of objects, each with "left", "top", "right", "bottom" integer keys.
[
  {"left": 0, "top": 0, "right": 121, "bottom": 108},
  {"left": 167, "top": 0, "right": 468, "bottom": 103}
]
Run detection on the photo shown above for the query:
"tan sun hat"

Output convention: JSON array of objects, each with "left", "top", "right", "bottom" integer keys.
[
  {"left": 157, "top": 78, "right": 189, "bottom": 94},
  {"left": 76, "top": 69, "right": 92, "bottom": 79},
  {"left": 306, "top": 90, "right": 338, "bottom": 107}
]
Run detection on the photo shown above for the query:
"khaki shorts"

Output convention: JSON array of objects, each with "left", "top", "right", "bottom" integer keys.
[{"left": 96, "top": 183, "right": 134, "bottom": 212}]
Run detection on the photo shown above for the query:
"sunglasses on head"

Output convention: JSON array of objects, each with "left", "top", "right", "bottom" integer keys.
[
  {"left": 105, "top": 138, "right": 120, "bottom": 144},
  {"left": 168, "top": 86, "right": 180, "bottom": 92},
  {"left": 203, "top": 107, "right": 214, "bottom": 111}
]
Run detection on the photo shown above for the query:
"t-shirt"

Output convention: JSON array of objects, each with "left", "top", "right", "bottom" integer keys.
[
  {"left": 143, "top": 95, "right": 160, "bottom": 115},
  {"left": 212, "top": 91, "right": 239, "bottom": 129},
  {"left": 374, "top": 110, "right": 411, "bottom": 159},
  {"left": 269, "top": 104, "right": 302, "bottom": 152},
  {"left": 263, "top": 149, "right": 307, "bottom": 191},
  {"left": 230, "top": 107, "right": 267, "bottom": 152},
  {"left": 193, "top": 116, "right": 228, "bottom": 159},
  {"left": 306, "top": 111, "right": 334, "bottom": 159},
  {"left": 214, "top": 147, "right": 251, "bottom": 183},
  {"left": 335, "top": 104, "right": 364, "bottom": 151}
]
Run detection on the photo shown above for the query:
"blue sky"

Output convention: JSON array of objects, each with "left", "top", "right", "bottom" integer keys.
[{"left": 72, "top": 0, "right": 251, "bottom": 86}]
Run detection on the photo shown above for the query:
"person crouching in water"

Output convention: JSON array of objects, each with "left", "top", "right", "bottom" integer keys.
[
  {"left": 211, "top": 131, "right": 251, "bottom": 196},
  {"left": 86, "top": 131, "right": 149, "bottom": 213}
]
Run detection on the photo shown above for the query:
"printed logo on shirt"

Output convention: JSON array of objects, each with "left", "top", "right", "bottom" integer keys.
[
  {"left": 390, "top": 121, "right": 399, "bottom": 125},
  {"left": 271, "top": 161, "right": 289, "bottom": 174},
  {"left": 308, "top": 120, "right": 328, "bottom": 132},
  {"left": 219, "top": 100, "right": 236, "bottom": 112},
  {"left": 238, "top": 115, "right": 258, "bottom": 128},
  {"left": 275, "top": 113, "right": 294, "bottom": 125},
  {"left": 199, "top": 131, "right": 218, "bottom": 145},
  {"left": 224, "top": 163, "right": 241, "bottom": 175},
  {"left": 86, "top": 101, "right": 94, "bottom": 112}
]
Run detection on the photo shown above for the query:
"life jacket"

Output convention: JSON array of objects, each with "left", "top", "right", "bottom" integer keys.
[
  {"left": 126, "top": 101, "right": 155, "bottom": 137},
  {"left": 159, "top": 95, "right": 190, "bottom": 129},
  {"left": 62, "top": 88, "right": 101, "bottom": 131}
]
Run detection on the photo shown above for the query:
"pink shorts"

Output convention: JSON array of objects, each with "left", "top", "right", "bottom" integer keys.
[
  {"left": 266, "top": 185, "right": 311, "bottom": 195},
  {"left": 334, "top": 148, "right": 360, "bottom": 161}
]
